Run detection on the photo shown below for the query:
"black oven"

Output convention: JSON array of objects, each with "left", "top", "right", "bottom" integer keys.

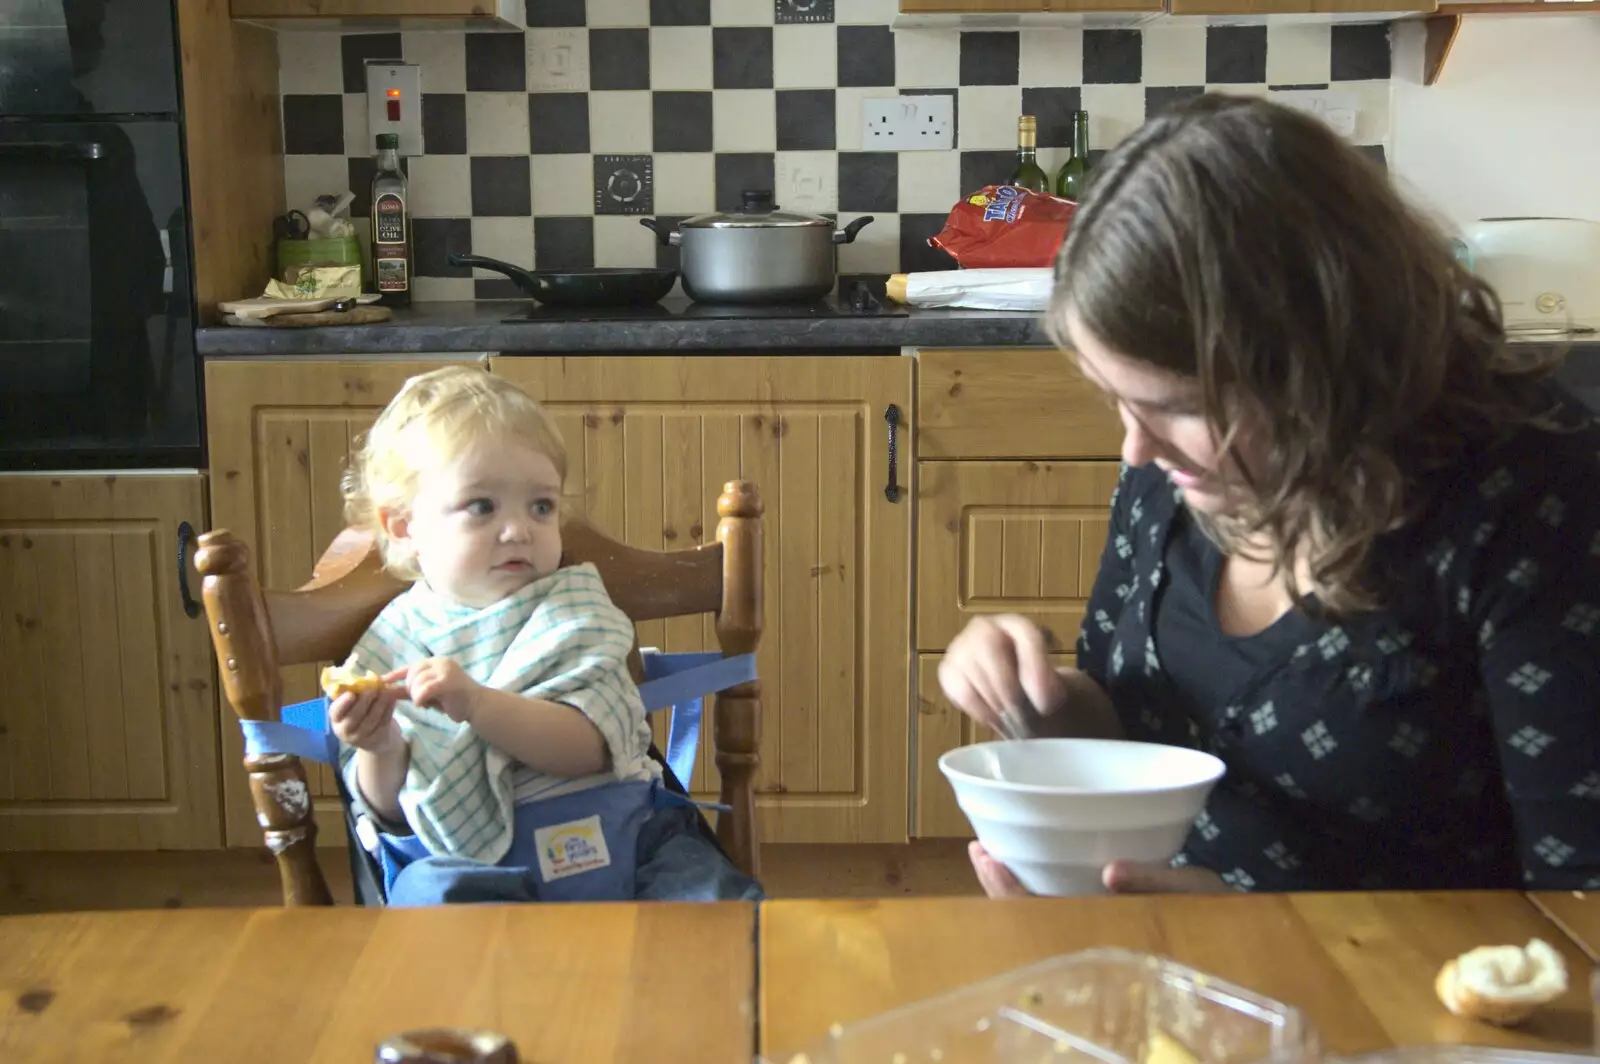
[{"left": 0, "top": 0, "right": 199, "bottom": 470}]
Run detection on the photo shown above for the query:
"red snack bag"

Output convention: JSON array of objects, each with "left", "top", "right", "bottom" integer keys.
[{"left": 929, "top": 185, "right": 1078, "bottom": 269}]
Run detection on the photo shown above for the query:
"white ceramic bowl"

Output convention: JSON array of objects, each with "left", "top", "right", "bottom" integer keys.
[{"left": 939, "top": 738, "right": 1226, "bottom": 896}]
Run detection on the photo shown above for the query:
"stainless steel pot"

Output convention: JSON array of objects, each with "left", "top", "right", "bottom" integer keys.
[{"left": 641, "top": 190, "right": 873, "bottom": 304}]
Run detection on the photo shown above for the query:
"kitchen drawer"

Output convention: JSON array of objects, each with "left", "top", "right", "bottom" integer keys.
[
  {"left": 916, "top": 348, "right": 1123, "bottom": 460},
  {"left": 917, "top": 459, "right": 1120, "bottom": 651}
]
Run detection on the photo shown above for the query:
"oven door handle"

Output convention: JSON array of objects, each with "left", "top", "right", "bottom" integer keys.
[{"left": 0, "top": 141, "right": 106, "bottom": 161}]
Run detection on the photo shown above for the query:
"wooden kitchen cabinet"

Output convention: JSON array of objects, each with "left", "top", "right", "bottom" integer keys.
[
  {"left": 494, "top": 356, "right": 914, "bottom": 845},
  {"left": 231, "top": 0, "right": 523, "bottom": 25},
  {"left": 917, "top": 349, "right": 1121, "bottom": 461},
  {"left": 205, "top": 358, "right": 462, "bottom": 846},
  {"left": 900, "top": 0, "right": 1160, "bottom": 11},
  {"left": 1167, "top": 0, "right": 1432, "bottom": 11},
  {"left": 0, "top": 473, "right": 220, "bottom": 850}
]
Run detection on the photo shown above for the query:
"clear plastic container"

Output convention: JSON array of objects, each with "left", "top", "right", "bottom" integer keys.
[
  {"left": 766, "top": 949, "right": 1319, "bottom": 1064},
  {"left": 1334, "top": 1049, "right": 1600, "bottom": 1064}
]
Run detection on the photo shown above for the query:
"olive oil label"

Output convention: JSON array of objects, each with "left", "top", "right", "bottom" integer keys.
[{"left": 374, "top": 193, "right": 407, "bottom": 245}]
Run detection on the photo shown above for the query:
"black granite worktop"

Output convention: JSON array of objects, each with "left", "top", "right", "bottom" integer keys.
[{"left": 194, "top": 298, "right": 1052, "bottom": 357}]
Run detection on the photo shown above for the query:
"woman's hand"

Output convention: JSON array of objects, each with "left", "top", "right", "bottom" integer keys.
[
  {"left": 939, "top": 615, "right": 1069, "bottom": 738},
  {"left": 968, "top": 843, "right": 1231, "bottom": 898}
]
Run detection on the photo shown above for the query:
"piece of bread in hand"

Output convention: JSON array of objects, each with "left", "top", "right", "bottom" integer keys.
[
  {"left": 320, "top": 659, "right": 384, "bottom": 700},
  {"left": 1435, "top": 938, "right": 1568, "bottom": 1025}
]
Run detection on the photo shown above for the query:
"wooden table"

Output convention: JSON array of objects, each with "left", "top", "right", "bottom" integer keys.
[
  {"left": 760, "top": 893, "right": 1597, "bottom": 1059},
  {"left": 0, "top": 903, "right": 754, "bottom": 1064},
  {"left": 1530, "top": 891, "right": 1600, "bottom": 962}
]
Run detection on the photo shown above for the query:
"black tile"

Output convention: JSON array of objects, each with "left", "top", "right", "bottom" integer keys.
[
  {"left": 776, "top": 0, "right": 833, "bottom": 23},
  {"left": 421, "top": 94, "right": 467, "bottom": 155},
  {"left": 466, "top": 32, "right": 527, "bottom": 92},
  {"left": 535, "top": 217, "right": 595, "bottom": 270},
  {"left": 653, "top": 91, "right": 713, "bottom": 152},
  {"left": 900, "top": 212, "right": 956, "bottom": 274},
  {"left": 282, "top": 95, "right": 344, "bottom": 155},
  {"left": 837, "top": 152, "right": 897, "bottom": 213},
  {"left": 347, "top": 157, "right": 376, "bottom": 217},
  {"left": 590, "top": 29, "right": 650, "bottom": 91},
  {"left": 1355, "top": 143, "right": 1387, "bottom": 169},
  {"left": 652, "top": 0, "right": 710, "bottom": 24},
  {"left": 594, "top": 154, "right": 654, "bottom": 215},
  {"left": 1145, "top": 85, "right": 1203, "bottom": 118},
  {"left": 714, "top": 27, "right": 774, "bottom": 89},
  {"left": 526, "top": 0, "right": 585, "bottom": 26},
  {"left": 1205, "top": 26, "right": 1266, "bottom": 84},
  {"left": 959, "top": 32, "right": 1019, "bottom": 87},
  {"left": 1270, "top": 82, "right": 1329, "bottom": 91},
  {"left": 960, "top": 150, "right": 1015, "bottom": 196},
  {"left": 776, "top": 89, "right": 836, "bottom": 151},
  {"left": 1022, "top": 86, "right": 1081, "bottom": 148},
  {"left": 476, "top": 278, "right": 527, "bottom": 300},
  {"left": 838, "top": 25, "right": 895, "bottom": 88},
  {"left": 341, "top": 33, "right": 403, "bottom": 94},
  {"left": 1083, "top": 29, "right": 1140, "bottom": 84},
  {"left": 1331, "top": 24, "right": 1390, "bottom": 81},
  {"left": 414, "top": 218, "right": 472, "bottom": 278},
  {"left": 471, "top": 155, "right": 533, "bottom": 216},
  {"left": 529, "top": 92, "right": 591, "bottom": 153},
  {"left": 714, "top": 153, "right": 776, "bottom": 212},
  {"left": 1087, "top": 148, "right": 1108, "bottom": 169},
  {"left": 901, "top": 87, "right": 958, "bottom": 147},
  {"left": 650, "top": 215, "right": 689, "bottom": 270}
]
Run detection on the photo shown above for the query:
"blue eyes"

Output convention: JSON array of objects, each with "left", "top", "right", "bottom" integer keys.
[
  {"left": 533, "top": 499, "right": 556, "bottom": 517},
  {"left": 460, "top": 498, "right": 556, "bottom": 519}
]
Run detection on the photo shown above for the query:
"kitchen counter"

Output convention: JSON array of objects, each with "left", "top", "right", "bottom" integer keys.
[{"left": 195, "top": 298, "right": 1052, "bottom": 357}]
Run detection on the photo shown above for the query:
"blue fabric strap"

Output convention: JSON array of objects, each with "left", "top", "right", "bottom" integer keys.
[
  {"left": 240, "top": 697, "right": 338, "bottom": 765},
  {"left": 638, "top": 652, "right": 758, "bottom": 791}
]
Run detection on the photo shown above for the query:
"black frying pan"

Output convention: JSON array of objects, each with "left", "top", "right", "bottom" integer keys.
[{"left": 447, "top": 253, "right": 677, "bottom": 308}]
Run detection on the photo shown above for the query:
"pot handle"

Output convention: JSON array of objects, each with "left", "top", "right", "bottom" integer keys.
[
  {"left": 639, "top": 218, "right": 683, "bottom": 247},
  {"left": 834, "top": 216, "right": 875, "bottom": 245}
]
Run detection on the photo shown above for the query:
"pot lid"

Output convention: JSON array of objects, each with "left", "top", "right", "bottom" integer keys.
[{"left": 681, "top": 189, "right": 832, "bottom": 229}]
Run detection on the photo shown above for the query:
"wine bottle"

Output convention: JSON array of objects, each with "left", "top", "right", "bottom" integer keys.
[
  {"left": 1054, "top": 110, "right": 1091, "bottom": 202},
  {"left": 1009, "top": 115, "right": 1050, "bottom": 193}
]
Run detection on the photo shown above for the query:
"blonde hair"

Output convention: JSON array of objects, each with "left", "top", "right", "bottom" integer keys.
[{"left": 343, "top": 366, "right": 568, "bottom": 580}]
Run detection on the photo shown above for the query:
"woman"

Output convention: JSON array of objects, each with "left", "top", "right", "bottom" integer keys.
[{"left": 940, "top": 94, "right": 1600, "bottom": 898}]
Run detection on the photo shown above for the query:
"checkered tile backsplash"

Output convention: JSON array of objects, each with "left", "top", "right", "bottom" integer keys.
[{"left": 277, "top": 0, "right": 1393, "bottom": 301}]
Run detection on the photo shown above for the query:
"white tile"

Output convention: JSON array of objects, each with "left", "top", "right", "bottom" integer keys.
[
  {"left": 1018, "top": 29, "right": 1083, "bottom": 88},
  {"left": 775, "top": 151, "right": 837, "bottom": 214},
  {"left": 406, "top": 155, "right": 473, "bottom": 218},
  {"left": 1266, "top": 24, "right": 1331, "bottom": 86},
  {"left": 402, "top": 30, "right": 467, "bottom": 94},
  {"left": 650, "top": 26, "right": 715, "bottom": 91},
  {"left": 470, "top": 216, "right": 535, "bottom": 274},
  {"left": 593, "top": 215, "right": 658, "bottom": 268},
  {"left": 896, "top": 149, "right": 960, "bottom": 214},
  {"left": 836, "top": 212, "right": 898, "bottom": 274},
  {"left": 835, "top": 87, "right": 879, "bottom": 153},
  {"left": 413, "top": 276, "right": 475, "bottom": 302},
  {"left": 1343, "top": 80, "right": 1391, "bottom": 146},
  {"left": 713, "top": 89, "right": 776, "bottom": 152},
  {"left": 343, "top": 93, "right": 370, "bottom": 156},
  {"left": 774, "top": 25, "right": 837, "bottom": 89},
  {"left": 1141, "top": 25, "right": 1205, "bottom": 87},
  {"left": 467, "top": 92, "right": 531, "bottom": 155},
  {"left": 711, "top": 0, "right": 774, "bottom": 25},
  {"left": 958, "top": 86, "right": 1023, "bottom": 151},
  {"left": 652, "top": 153, "right": 718, "bottom": 214},
  {"left": 278, "top": 31, "right": 344, "bottom": 95},
  {"left": 527, "top": 28, "right": 590, "bottom": 93},
  {"left": 283, "top": 155, "right": 352, "bottom": 215},
  {"left": 589, "top": 91, "right": 653, "bottom": 153},
  {"left": 894, "top": 30, "right": 959, "bottom": 89},
  {"left": 1080, "top": 84, "right": 1146, "bottom": 153},
  {"left": 587, "top": 0, "right": 651, "bottom": 27},
  {"left": 531, "top": 154, "right": 597, "bottom": 215},
  {"left": 837, "top": 0, "right": 897, "bottom": 24},
  {"left": 1205, "top": 83, "right": 1272, "bottom": 99}
]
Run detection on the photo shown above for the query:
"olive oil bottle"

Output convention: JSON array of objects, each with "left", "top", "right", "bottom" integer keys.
[{"left": 371, "top": 133, "right": 412, "bottom": 308}]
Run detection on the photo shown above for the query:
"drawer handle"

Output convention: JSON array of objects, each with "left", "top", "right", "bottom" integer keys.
[
  {"left": 883, "top": 404, "right": 902, "bottom": 503},
  {"left": 177, "top": 521, "right": 201, "bottom": 619}
]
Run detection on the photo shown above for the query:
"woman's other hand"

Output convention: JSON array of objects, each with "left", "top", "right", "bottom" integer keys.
[
  {"left": 939, "top": 614, "right": 1069, "bottom": 738},
  {"left": 968, "top": 843, "right": 1231, "bottom": 897}
]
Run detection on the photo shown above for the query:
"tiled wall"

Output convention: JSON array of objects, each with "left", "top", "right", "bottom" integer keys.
[{"left": 277, "top": 0, "right": 1393, "bottom": 301}]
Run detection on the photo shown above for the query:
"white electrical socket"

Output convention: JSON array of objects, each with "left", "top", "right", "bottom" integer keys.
[
  {"left": 366, "top": 61, "right": 424, "bottom": 157},
  {"left": 1270, "top": 89, "right": 1359, "bottom": 140},
  {"left": 861, "top": 95, "right": 954, "bottom": 151}
]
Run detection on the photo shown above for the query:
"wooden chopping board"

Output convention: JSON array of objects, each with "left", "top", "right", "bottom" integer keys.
[{"left": 226, "top": 305, "right": 392, "bottom": 327}]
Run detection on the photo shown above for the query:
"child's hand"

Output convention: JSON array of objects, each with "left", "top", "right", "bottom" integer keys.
[
  {"left": 402, "top": 657, "right": 483, "bottom": 723},
  {"left": 328, "top": 682, "right": 403, "bottom": 752}
]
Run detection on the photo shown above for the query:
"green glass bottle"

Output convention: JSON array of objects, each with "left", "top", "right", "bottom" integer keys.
[
  {"left": 1008, "top": 115, "right": 1050, "bottom": 193},
  {"left": 1054, "top": 110, "right": 1091, "bottom": 201}
]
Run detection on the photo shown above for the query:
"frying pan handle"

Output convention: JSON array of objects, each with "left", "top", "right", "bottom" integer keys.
[
  {"left": 834, "top": 216, "right": 875, "bottom": 245},
  {"left": 446, "top": 252, "right": 540, "bottom": 293},
  {"left": 639, "top": 218, "right": 682, "bottom": 247}
]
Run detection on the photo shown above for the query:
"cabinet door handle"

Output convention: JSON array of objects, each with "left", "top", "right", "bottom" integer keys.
[
  {"left": 883, "top": 404, "right": 902, "bottom": 503},
  {"left": 177, "top": 521, "right": 201, "bottom": 619}
]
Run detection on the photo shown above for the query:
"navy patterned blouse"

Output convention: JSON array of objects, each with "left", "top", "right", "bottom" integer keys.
[{"left": 1078, "top": 389, "right": 1600, "bottom": 891}]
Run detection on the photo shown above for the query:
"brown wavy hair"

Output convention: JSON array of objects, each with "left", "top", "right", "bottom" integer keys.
[{"left": 1049, "top": 93, "right": 1560, "bottom": 615}]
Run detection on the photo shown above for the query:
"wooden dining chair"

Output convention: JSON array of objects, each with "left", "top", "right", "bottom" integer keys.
[{"left": 194, "top": 480, "right": 765, "bottom": 907}]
